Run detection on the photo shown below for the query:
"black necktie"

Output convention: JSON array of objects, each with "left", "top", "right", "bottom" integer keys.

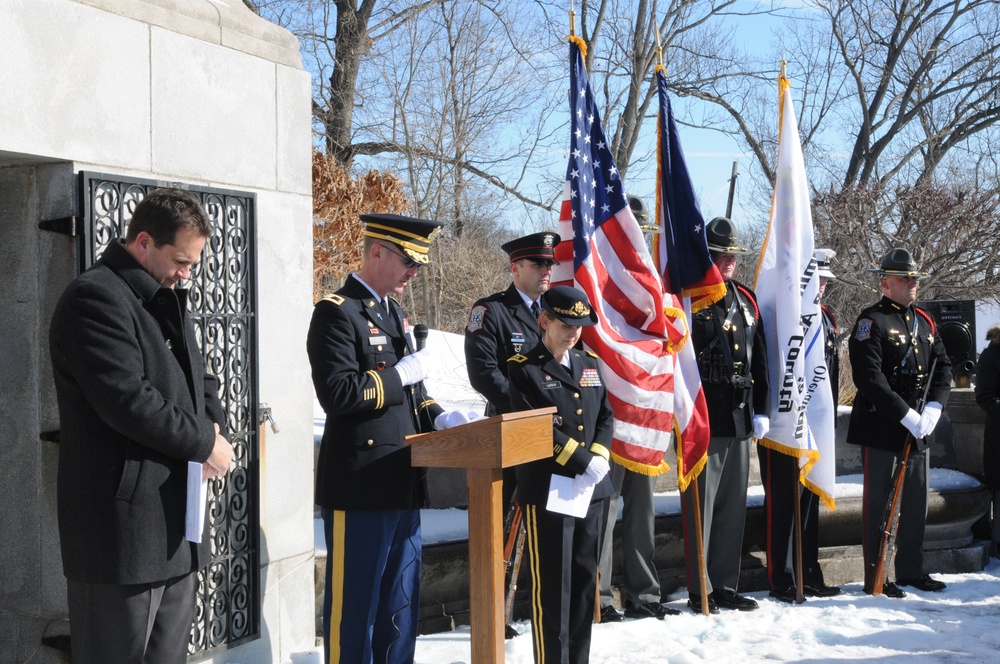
[{"left": 531, "top": 301, "right": 541, "bottom": 319}]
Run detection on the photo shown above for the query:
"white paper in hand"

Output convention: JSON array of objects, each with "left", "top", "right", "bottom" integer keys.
[
  {"left": 185, "top": 461, "right": 208, "bottom": 543},
  {"left": 546, "top": 474, "right": 593, "bottom": 518}
]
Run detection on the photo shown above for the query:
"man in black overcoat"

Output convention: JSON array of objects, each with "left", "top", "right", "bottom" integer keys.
[{"left": 49, "top": 188, "right": 234, "bottom": 664}]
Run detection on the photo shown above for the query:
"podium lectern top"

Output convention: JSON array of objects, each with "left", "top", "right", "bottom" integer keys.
[{"left": 405, "top": 407, "right": 555, "bottom": 469}]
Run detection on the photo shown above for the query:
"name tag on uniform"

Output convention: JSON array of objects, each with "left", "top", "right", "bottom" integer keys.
[
  {"left": 368, "top": 335, "right": 387, "bottom": 345},
  {"left": 580, "top": 368, "right": 601, "bottom": 387},
  {"left": 541, "top": 380, "right": 560, "bottom": 390}
]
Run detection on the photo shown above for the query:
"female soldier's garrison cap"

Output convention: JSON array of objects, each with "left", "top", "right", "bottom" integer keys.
[
  {"left": 541, "top": 285, "right": 599, "bottom": 326},
  {"left": 361, "top": 213, "right": 444, "bottom": 265}
]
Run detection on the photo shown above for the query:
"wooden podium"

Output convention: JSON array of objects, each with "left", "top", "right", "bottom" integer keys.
[{"left": 406, "top": 407, "right": 555, "bottom": 664}]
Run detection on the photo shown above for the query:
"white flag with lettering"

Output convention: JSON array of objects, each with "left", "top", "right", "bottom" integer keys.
[{"left": 755, "top": 73, "right": 836, "bottom": 508}]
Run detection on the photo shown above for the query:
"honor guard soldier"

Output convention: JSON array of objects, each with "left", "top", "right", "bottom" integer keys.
[
  {"left": 507, "top": 285, "right": 613, "bottom": 664},
  {"left": 848, "top": 247, "right": 952, "bottom": 597},
  {"left": 683, "top": 216, "right": 770, "bottom": 613},
  {"left": 465, "top": 231, "right": 559, "bottom": 418},
  {"left": 308, "top": 213, "right": 480, "bottom": 664},
  {"left": 759, "top": 248, "right": 842, "bottom": 603}
]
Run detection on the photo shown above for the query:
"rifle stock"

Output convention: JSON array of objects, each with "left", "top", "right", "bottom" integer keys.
[{"left": 870, "top": 357, "right": 938, "bottom": 595}]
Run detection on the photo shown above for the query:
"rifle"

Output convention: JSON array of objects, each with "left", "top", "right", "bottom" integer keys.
[
  {"left": 502, "top": 496, "right": 526, "bottom": 639},
  {"left": 870, "top": 357, "right": 938, "bottom": 595}
]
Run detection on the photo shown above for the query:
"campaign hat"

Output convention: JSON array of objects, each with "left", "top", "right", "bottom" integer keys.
[
  {"left": 541, "top": 285, "right": 598, "bottom": 326},
  {"left": 502, "top": 231, "right": 561, "bottom": 265},
  {"left": 706, "top": 216, "right": 750, "bottom": 254},
  {"left": 867, "top": 247, "right": 929, "bottom": 278},
  {"left": 361, "top": 213, "right": 443, "bottom": 265}
]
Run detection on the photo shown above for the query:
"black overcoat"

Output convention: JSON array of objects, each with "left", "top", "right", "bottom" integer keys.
[
  {"left": 308, "top": 275, "right": 443, "bottom": 511},
  {"left": 49, "top": 240, "right": 225, "bottom": 585}
]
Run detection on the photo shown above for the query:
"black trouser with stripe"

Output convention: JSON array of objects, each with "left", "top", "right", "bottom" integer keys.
[{"left": 524, "top": 498, "right": 606, "bottom": 664}]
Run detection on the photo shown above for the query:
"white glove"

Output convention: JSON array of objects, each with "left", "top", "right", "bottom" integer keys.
[
  {"left": 900, "top": 408, "right": 921, "bottom": 438},
  {"left": 434, "top": 410, "right": 486, "bottom": 430},
  {"left": 394, "top": 349, "right": 432, "bottom": 386},
  {"left": 916, "top": 401, "right": 943, "bottom": 439},
  {"left": 584, "top": 455, "right": 610, "bottom": 483},
  {"left": 575, "top": 456, "right": 610, "bottom": 494},
  {"left": 752, "top": 414, "right": 770, "bottom": 440}
]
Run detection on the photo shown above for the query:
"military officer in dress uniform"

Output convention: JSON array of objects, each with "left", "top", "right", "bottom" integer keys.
[
  {"left": 847, "top": 247, "right": 952, "bottom": 597},
  {"left": 308, "top": 213, "right": 479, "bottom": 664},
  {"left": 683, "top": 216, "right": 770, "bottom": 613},
  {"left": 759, "top": 248, "right": 843, "bottom": 603},
  {"left": 465, "top": 231, "right": 559, "bottom": 415},
  {"left": 507, "top": 285, "right": 613, "bottom": 664}
]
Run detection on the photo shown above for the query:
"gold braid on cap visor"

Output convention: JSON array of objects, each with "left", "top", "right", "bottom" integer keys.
[{"left": 363, "top": 223, "right": 440, "bottom": 264}]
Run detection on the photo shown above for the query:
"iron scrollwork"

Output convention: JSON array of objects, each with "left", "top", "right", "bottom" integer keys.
[{"left": 80, "top": 173, "right": 260, "bottom": 654}]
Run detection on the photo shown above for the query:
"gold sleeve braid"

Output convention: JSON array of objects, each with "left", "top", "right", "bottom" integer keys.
[
  {"left": 555, "top": 438, "right": 580, "bottom": 466},
  {"left": 363, "top": 370, "right": 385, "bottom": 409}
]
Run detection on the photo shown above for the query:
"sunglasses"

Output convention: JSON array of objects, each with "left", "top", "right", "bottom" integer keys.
[{"left": 379, "top": 242, "right": 422, "bottom": 269}]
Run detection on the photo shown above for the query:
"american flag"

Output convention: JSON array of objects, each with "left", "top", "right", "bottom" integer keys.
[
  {"left": 652, "top": 67, "right": 723, "bottom": 491},
  {"left": 551, "top": 37, "right": 682, "bottom": 474}
]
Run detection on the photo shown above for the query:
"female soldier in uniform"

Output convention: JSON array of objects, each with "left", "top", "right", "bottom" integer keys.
[{"left": 507, "top": 285, "right": 613, "bottom": 664}]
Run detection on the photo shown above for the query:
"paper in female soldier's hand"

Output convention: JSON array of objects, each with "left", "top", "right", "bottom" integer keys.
[{"left": 546, "top": 474, "right": 593, "bottom": 517}]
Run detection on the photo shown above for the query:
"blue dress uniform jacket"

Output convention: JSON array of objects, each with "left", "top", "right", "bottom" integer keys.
[
  {"left": 822, "top": 305, "right": 840, "bottom": 404},
  {"left": 690, "top": 279, "right": 770, "bottom": 435},
  {"left": 308, "top": 275, "right": 443, "bottom": 511},
  {"left": 847, "top": 296, "right": 952, "bottom": 453},
  {"left": 507, "top": 343, "right": 613, "bottom": 505},
  {"left": 465, "top": 284, "right": 542, "bottom": 415},
  {"left": 49, "top": 240, "right": 225, "bottom": 585}
]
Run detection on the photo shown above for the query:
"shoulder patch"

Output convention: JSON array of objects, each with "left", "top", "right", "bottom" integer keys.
[
  {"left": 508, "top": 353, "right": 528, "bottom": 364},
  {"left": 318, "top": 294, "right": 345, "bottom": 306},
  {"left": 584, "top": 350, "right": 598, "bottom": 359},
  {"left": 855, "top": 318, "right": 873, "bottom": 341},
  {"left": 467, "top": 304, "right": 488, "bottom": 333}
]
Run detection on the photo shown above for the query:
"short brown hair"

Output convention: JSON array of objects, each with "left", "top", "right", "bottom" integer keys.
[{"left": 125, "top": 188, "right": 211, "bottom": 246}]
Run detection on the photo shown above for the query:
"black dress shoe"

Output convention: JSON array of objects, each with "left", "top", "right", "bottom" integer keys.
[
  {"left": 802, "top": 583, "right": 842, "bottom": 598},
  {"left": 687, "top": 593, "right": 720, "bottom": 614},
  {"left": 865, "top": 581, "right": 907, "bottom": 598},
  {"left": 768, "top": 587, "right": 802, "bottom": 603},
  {"left": 599, "top": 605, "right": 624, "bottom": 623},
  {"left": 624, "top": 601, "right": 682, "bottom": 619},
  {"left": 711, "top": 589, "right": 759, "bottom": 611},
  {"left": 898, "top": 575, "right": 947, "bottom": 592}
]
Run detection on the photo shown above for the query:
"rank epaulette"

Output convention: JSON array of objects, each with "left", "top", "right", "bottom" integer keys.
[
  {"left": 508, "top": 353, "right": 528, "bottom": 363},
  {"left": 318, "top": 294, "right": 345, "bottom": 306}
]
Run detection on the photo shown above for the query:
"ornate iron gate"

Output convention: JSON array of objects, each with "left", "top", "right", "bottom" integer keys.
[{"left": 79, "top": 172, "right": 260, "bottom": 655}]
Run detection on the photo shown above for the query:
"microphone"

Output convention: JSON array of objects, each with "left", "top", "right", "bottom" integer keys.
[{"left": 414, "top": 324, "right": 429, "bottom": 351}]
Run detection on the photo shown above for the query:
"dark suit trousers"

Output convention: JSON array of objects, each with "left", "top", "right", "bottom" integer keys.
[
  {"left": 862, "top": 446, "right": 929, "bottom": 586},
  {"left": 758, "top": 445, "right": 826, "bottom": 591},
  {"left": 681, "top": 435, "right": 750, "bottom": 596},
  {"left": 524, "top": 499, "right": 605, "bottom": 664},
  {"left": 67, "top": 572, "right": 196, "bottom": 664}
]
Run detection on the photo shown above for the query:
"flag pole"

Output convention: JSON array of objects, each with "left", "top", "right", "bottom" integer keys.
[
  {"left": 793, "top": 481, "right": 805, "bottom": 603},
  {"left": 569, "top": 0, "right": 576, "bottom": 36}
]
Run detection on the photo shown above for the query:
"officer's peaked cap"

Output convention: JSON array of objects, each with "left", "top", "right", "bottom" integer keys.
[
  {"left": 361, "top": 213, "right": 443, "bottom": 265},
  {"left": 502, "top": 231, "right": 561, "bottom": 265},
  {"left": 541, "top": 285, "right": 598, "bottom": 326},
  {"left": 814, "top": 248, "right": 837, "bottom": 280}
]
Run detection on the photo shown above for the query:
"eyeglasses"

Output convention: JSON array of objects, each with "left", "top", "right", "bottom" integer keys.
[{"left": 379, "top": 242, "right": 422, "bottom": 269}]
